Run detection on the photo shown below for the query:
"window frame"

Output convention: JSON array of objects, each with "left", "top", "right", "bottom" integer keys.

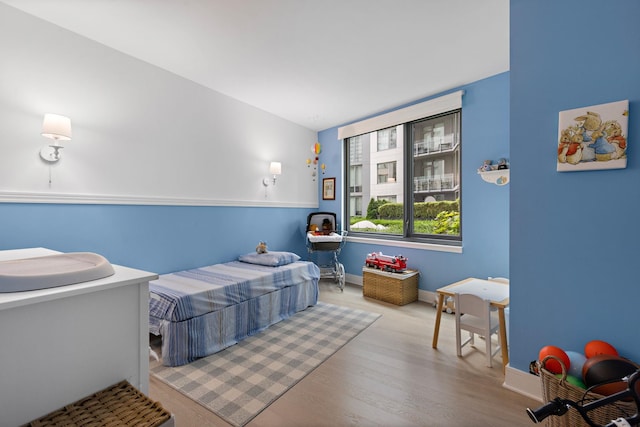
[{"left": 339, "top": 91, "right": 464, "bottom": 247}]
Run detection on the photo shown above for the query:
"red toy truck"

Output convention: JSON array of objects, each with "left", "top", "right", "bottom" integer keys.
[{"left": 365, "top": 252, "right": 407, "bottom": 273}]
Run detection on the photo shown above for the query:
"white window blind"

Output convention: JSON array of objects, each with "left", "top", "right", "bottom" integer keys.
[{"left": 338, "top": 90, "right": 464, "bottom": 140}]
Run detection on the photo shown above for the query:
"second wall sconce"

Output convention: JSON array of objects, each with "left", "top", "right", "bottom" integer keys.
[
  {"left": 263, "top": 161, "right": 282, "bottom": 186},
  {"left": 40, "top": 113, "right": 72, "bottom": 162}
]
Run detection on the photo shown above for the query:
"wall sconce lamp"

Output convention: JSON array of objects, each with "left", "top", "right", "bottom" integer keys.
[
  {"left": 262, "top": 161, "right": 282, "bottom": 187},
  {"left": 40, "top": 113, "right": 72, "bottom": 162}
]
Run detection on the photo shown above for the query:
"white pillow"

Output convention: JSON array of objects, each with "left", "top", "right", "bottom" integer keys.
[{"left": 238, "top": 251, "right": 301, "bottom": 267}]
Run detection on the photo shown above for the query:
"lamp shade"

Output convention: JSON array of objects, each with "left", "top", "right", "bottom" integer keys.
[
  {"left": 269, "top": 162, "right": 282, "bottom": 175},
  {"left": 42, "top": 114, "right": 72, "bottom": 141}
]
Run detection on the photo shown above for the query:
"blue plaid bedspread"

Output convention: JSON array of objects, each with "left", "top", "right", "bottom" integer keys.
[{"left": 149, "top": 260, "right": 320, "bottom": 366}]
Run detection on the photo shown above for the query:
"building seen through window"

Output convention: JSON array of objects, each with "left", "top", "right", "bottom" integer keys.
[{"left": 345, "top": 110, "right": 461, "bottom": 243}]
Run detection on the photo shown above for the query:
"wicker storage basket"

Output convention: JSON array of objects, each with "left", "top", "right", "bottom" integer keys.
[
  {"left": 362, "top": 267, "right": 419, "bottom": 305},
  {"left": 538, "top": 356, "right": 637, "bottom": 427},
  {"left": 26, "top": 380, "right": 172, "bottom": 427}
]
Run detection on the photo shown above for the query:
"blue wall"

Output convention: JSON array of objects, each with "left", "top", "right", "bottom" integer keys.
[
  {"left": 318, "top": 73, "right": 510, "bottom": 293},
  {"left": 510, "top": 0, "right": 640, "bottom": 371},
  {"left": 0, "top": 203, "right": 314, "bottom": 274}
]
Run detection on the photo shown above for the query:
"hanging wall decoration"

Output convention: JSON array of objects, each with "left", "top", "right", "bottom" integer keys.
[
  {"left": 306, "top": 142, "right": 322, "bottom": 180},
  {"left": 557, "top": 100, "right": 629, "bottom": 172}
]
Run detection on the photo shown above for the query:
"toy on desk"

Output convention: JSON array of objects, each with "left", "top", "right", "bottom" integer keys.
[{"left": 364, "top": 252, "right": 407, "bottom": 273}]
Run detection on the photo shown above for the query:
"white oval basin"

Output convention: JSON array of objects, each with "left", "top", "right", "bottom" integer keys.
[{"left": 0, "top": 252, "right": 115, "bottom": 292}]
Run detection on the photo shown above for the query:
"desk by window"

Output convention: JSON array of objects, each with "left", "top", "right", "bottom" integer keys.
[{"left": 432, "top": 277, "right": 510, "bottom": 370}]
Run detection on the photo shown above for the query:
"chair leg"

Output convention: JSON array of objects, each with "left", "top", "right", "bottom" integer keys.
[
  {"left": 485, "top": 333, "right": 493, "bottom": 368},
  {"left": 456, "top": 327, "right": 462, "bottom": 357}
]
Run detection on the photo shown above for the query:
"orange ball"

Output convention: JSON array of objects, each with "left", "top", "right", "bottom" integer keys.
[
  {"left": 539, "top": 345, "right": 570, "bottom": 374},
  {"left": 584, "top": 340, "right": 618, "bottom": 359}
]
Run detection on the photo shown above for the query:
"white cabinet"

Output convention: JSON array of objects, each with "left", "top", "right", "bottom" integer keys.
[{"left": 0, "top": 248, "right": 157, "bottom": 427}]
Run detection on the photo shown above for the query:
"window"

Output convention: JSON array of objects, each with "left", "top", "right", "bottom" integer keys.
[
  {"left": 377, "top": 128, "right": 397, "bottom": 151},
  {"left": 350, "top": 196, "right": 362, "bottom": 217},
  {"left": 377, "top": 161, "right": 397, "bottom": 184},
  {"left": 378, "top": 195, "right": 397, "bottom": 203},
  {"left": 349, "top": 135, "right": 364, "bottom": 163},
  {"left": 340, "top": 91, "right": 462, "bottom": 244}
]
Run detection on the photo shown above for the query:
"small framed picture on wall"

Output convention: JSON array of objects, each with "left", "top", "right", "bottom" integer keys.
[{"left": 322, "top": 177, "right": 335, "bottom": 200}]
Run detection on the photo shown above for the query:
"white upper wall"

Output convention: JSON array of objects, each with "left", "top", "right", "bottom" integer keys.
[
  {"left": 0, "top": 3, "right": 318, "bottom": 207},
  {"left": 0, "top": 0, "right": 510, "bottom": 132}
]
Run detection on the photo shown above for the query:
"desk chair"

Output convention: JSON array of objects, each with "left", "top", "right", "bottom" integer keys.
[{"left": 454, "top": 292, "right": 501, "bottom": 367}]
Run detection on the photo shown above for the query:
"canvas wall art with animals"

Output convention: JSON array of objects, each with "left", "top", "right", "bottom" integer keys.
[{"left": 557, "top": 100, "right": 629, "bottom": 172}]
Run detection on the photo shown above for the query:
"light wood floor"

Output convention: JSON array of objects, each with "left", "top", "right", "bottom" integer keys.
[{"left": 149, "top": 280, "right": 538, "bottom": 426}]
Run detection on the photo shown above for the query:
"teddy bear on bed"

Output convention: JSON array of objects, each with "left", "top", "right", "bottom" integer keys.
[{"left": 256, "top": 241, "right": 268, "bottom": 254}]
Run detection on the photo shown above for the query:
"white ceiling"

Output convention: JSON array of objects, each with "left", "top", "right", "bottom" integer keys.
[{"left": 2, "top": 0, "right": 509, "bottom": 131}]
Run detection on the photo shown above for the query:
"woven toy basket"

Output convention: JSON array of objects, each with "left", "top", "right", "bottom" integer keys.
[
  {"left": 26, "top": 380, "right": 171, "bottom": 427},
  {"left": 362, "top": 268, "right": 418, "bottom": 306},
  {"left": 538, "top": 355, "right": 637, "bottom": 427}
]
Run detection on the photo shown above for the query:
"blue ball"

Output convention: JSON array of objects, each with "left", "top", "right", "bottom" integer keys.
[{"left": 566, "top": 350, "right": 587, "bottom": 379}]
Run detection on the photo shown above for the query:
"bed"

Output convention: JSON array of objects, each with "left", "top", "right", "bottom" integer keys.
[{"left": 149, "top": 251, "right": 320, "bottom": 366}]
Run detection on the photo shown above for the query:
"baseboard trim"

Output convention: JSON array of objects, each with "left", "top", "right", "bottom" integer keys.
[
  {"left": 503, "top": 365, "right": 542, "bottom": 402},
  {"left": 420, "top": 289, "right": 437, "bottom": 305},
  {"left": 345, "top": 273, "right": 362, "bottom": 286}
]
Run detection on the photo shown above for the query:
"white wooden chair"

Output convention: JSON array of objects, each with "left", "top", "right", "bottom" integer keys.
[{"left": 454, "top": 292, "right": 501, "bottom": 367}]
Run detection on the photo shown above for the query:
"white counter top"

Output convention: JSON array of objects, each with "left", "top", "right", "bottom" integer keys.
[{"left": 0, "top": 247, "right": 158, "bottom": 311}]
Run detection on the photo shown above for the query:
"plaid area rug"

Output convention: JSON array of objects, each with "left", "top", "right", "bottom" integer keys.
[{"left": 150, "top": 302, "right": 380, "bottom": 427}]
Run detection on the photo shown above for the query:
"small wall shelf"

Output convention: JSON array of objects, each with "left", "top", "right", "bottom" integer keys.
[{"left": 478, "top": 169, "right": 509, "bottom": 186}]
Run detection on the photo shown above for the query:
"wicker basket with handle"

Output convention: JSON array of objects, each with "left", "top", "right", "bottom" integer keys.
[{"left": 537, "top": 355, "right": 637, "bottom": 427}]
